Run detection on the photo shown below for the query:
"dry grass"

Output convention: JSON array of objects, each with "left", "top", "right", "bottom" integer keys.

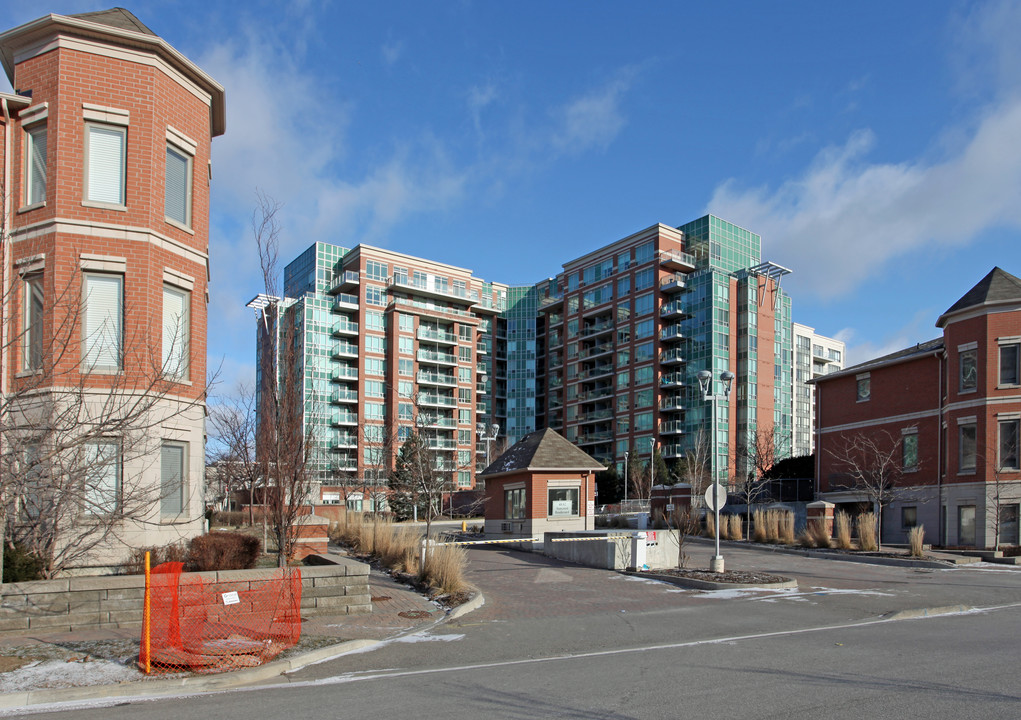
[
  {"left": 801, "top": 521, "right": 832, "bottom": 548},
  {"left": 909, "top": 525, "right": 926, "bottom": 558},
  {"left": 728, "top": 514, "right": 744, "bottom": 541},
  {"left": 420, "top": 543, "right": 468, "bottom": 595},
  {"left": 704, "top": 511, "right": 716, "bottom": 539},
  {"left": 834, "top": 511, "right": 853, "bottom": 549},
  {"left": 856, "top": 512, "right": 878, "bottom": 551},
  {"left": 752, "top": 510, "right": 767, "bottom": 542},
  {"left": 779, "top": 511, "right": 796, "bottom": 545}
]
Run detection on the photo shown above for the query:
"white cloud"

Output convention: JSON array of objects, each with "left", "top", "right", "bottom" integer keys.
[
  {"left": 550, "top": 69, "right": 635, "bottom": 155},
  {"left": 835, "top": 308, "right": 936, "bottom": 367}
]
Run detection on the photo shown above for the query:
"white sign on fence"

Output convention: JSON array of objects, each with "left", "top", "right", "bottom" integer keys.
[{"left": 221, "top": 591, "right": 240, "bottom": 606}]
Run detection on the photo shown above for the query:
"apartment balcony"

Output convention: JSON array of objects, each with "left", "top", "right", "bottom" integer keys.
[
  {"left": 418, "top": 414, "right": 456, "bottom": 429},
  {"left": 578, "top": 363, "right": 614, "bottom": 380},
  {"left": 660, "top": 348, "right": 685, "bottom": 366},
  {"left": 660, "top": 420, "right": 685, "bottom": 435},
  {"left": 388, "top": 276, "right": 479, "bottom": 306},
  {"left": 660, "top": 301, "right": 689, "bottom": 319},
  {"left": 577, "top": 408, "right": 614, "bottom": 425},
  {"left": 418, "top": 371, "right": 457, "bottom": 387},
  {"left": 577, "top": 387, "right": 613, "bottom": 402},
  {"left": 332, "top": 293, "right": 359, "bottom": 313},
  {"left": 577, "top": 430, "right": 614, "bottom": 445},
  {"left": 331, "top": 319, "right": 359, "bottom": 336},
  {"left": 331, "top": 411, "right": 359, "bottom": 426},
  {"left": 425, "top": 437, "right": 457, "bottom": 450},
  {"left": 539, "top": 295, "right": 563, "bottom": 310},
  {"left": 660, "top": 325, "right": 685, "bottom": 343},
  {"left": 418, "top": 327, "right": 457, "bottom": 345},
  {"left": 660, "top": 372, "right": 686, "bottom": 388},
  {"left": 329, "top": 270, "right": 360, "bottom": 294},
  {"left": 659, "top": 249, "right": 696, "bottom": 272},
  {"left": 331, "top": 388, "right": 358, "bottom": 404},
  {"left": 331, "top": 365, "right": 359, "bottom": 382},
  {"left": 494, "top": 384, "right": 508, "bottom": 399},
  {"left": 432, "top": 460, "right": 456, "bottom": 472},
  {"left": 417, "top": 349, "right": 457, "bottom": 366},
  {"left": 662, "top": 444, "right": 685, "bottom": 459},
  {"left": 660, "top": 396, "right": 684, "bottom": 413},
  {"left": 548, "top": 333, "right": 564, "bottom": 348},
  {"left": 331, "top": 342, "right": 359, "bottom": 359},
  {"left": 419, "top": 393, "right": 457, "bottom": 408},
  {"left": 388, "top": 295, "right": 473, "bottom": 319},
  {"left": 331, "top": 433, "right": 358, "bottom": 449},
  {"left": 660, "top": 275, "right": 687, "bottom": 294},
  {"left": 476, "top": 381, "right": 492, "bottom": 395},
  {"left": 330, "top": 458, "right": 359, "bottom": 472},
  {"left": 579, "top": 343, "right": 614, "bottom": 360},
  {"left": 581, "top": 319, "right": 614, "bottom": 338},
  {"left": 474, "top": 296, "right": 504, "bottom": 315},
  {"left": 549, "top": 354, "right": 563, "bottom": 368}
]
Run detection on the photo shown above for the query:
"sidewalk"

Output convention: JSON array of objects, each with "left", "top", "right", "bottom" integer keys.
[{"left": 0, "top": 566, "right": 463, "bottom": 711}]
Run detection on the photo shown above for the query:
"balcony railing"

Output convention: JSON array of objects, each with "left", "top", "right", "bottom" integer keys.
[
  {"left": 660, "top": 325, "right": 685, "bottom": 343},
  {"left": 331, "top": 412, "right": 358, "bottom": 426},
  {"left": 331, "top": 366, "right": 359, "bottom": 382},
  {"left": 418, "top": 414, "right": 456, "bottom": 428},
  {"left": 660, "top": 301, "right": 688, "bottom": 319},
  {"left": 331, "top": 389, "right": 358, "bottom": 404},
  {"left": 659, "top": 249, "right": 696, "bottom": 271},
  {"left": 389, "top": 276, "right": 479, "bottom": 305},
  {"left": 418, "top": 371, "right": 457, "bottom": 387},
  {"left": 661, "top": 373, "right": 685, "bottom": 387},
  {"left": 581, "top": 319, "right": 614, "bottom": 337},
  {"left": 332, "top": 319, "right": 359, "bottom": 336},
  {"left": 419, "top": 393, "right": 457, "bottom": 407},
  {"left": 660, "top": 348, "right": 685, "bottom": 365},
  {"left": 660, "top": 420, "right": 685, "bottom": 435},
  {"left": 418, "top": 327, "right": 457, "bottom": 344},
  {"left": 417, "top": 349, "right": 457, "bottom": 365},
  {"left": 578, "top": 364, "right": 614, "bottom": 380},
  {"left": 579, "top": 343, "right": 614, "bottom": 359},
  {"left": 577, "top": 387, "right": 613, "bottom": 402},
  {"left": 331, "top": 342, "right": 359, "bottom": 358},
  {"left": 660, "top": 396, "right": 684, "bottom": 412},
  {"left": 332, "top": 293, "right": 359, "bottom": 312},
  {"left": 329, "top": 270, "right": 360, "bottom": 294},
  {"left": 577, "top": 430, "right": 613, "bottom": 445},
  {"left": 660, "top": 275, "right": 687, "bottom": 294}
]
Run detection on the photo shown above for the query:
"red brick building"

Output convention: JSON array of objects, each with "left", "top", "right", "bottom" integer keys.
[
  {"left": 814, "top": 268, "right": 1021, "bottom": 548},
  {"left": 0, "top": 9, "right": 224, "bottom": 569}
]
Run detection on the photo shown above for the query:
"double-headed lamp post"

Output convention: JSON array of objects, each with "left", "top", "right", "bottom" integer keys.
[
  {"left": 476, "top": 423, "right": 500, "bottom": 473},
  {"left": 697, "top": 369, "right": 735, "bottom": 573}
]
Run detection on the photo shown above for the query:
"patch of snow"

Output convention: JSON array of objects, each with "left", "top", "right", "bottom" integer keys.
[
  {"left": 392, "top": 633, "right": 464, "bottom": 644},
  {"left": 0, "top": 658, "right": 139, "bottom": 692},
  {"left": 945, "top": 562, "right": 1021, "bottom": 572}
]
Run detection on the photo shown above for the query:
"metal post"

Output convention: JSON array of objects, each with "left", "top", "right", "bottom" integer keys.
[{"left": 623, "top": 451, "right": 629, "bottom": 507}]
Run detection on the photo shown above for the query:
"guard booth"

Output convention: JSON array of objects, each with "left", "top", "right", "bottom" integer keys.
[
  {"left": 649, "top": 483, "right": 693, "bottom": 519},
  {"left": 480, "top": 428, "right": 605, "bottom": 537}
]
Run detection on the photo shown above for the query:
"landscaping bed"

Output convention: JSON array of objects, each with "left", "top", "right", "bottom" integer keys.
[{"left": 628, "top": 567, "right": 797, "bottom": 591}]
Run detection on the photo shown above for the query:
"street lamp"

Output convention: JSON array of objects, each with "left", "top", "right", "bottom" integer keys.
[
  {"left": 623, "top": 451, "right": 629, "bottom": 508},
  {"left": 648, "top": 437, "right": 656, "bottom": 489},
  {"left": 476, "top": 423, "right": 500, "bottom": 473},
  {"left": 697, "top": 369, "right": 735, "bottom": 573}
]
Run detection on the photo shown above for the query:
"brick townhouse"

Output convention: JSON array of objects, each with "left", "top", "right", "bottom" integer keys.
[
  {"left": 814, "top": 268, "right": 1021, "bottom": 548},
  {"left": 0, "top": 9, "right": 224, "bottom": 569}
]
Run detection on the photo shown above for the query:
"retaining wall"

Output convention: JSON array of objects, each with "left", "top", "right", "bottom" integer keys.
[
  {"left": 543, "top": 530, "right": 685, "bottom": 570},
  {"left": 0, "top": 554, "right": 370, "bottom": 636}
]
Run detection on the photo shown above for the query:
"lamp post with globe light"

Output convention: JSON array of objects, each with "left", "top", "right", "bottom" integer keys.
[{"left": 697, "top": 369, "right": 735, "bottom": 573}]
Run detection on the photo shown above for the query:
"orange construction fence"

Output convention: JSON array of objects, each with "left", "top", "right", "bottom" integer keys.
[{"left": 139, "top": 557, "right": 302, "bottom": 674}]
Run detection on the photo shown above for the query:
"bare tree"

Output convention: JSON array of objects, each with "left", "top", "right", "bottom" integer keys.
[
  {"left": 207, "top": 385, "right": 263, "bottom": 525},
  {"left": 734, "top": 424, "right": 789, "bottom": 536},
  {"left": 674, "top": 426, "right": 713, "bottom": 512},
  {"left": 985, "top": 431, "right": 1020, "bottom": 549},
  {"left": 827, "top": 430, "right": 906, "bottom": 548}
]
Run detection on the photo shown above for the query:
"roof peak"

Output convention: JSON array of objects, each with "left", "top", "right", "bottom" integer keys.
[
  {"left": 69, "top": 8, "right": 156, "bottom": 36},
  {"left": 938, "top": 266, "right": 1021, "bottom": 326}
]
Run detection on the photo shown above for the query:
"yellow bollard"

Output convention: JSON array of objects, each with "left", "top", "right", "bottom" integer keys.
[
  {"left": 143, "top": 550, "right": 151, "bottom": 674},
  {"left": 462, "top": 520, "right": 466, "bottom": 532}
]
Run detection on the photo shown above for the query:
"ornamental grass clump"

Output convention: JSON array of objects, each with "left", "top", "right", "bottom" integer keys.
[
  {"left": 909, "top": 525, "right": 926, "bottom": 558},
  {"left": 856, "top": 512, "right": 878, "bottom": 551},
  {"left": 779, "top": 511, "right": 796, "bottom": 545},
  {"left": 752, "top": 510, "right": 768, "bottom": 543},
  {"left": 728, "top": 513, "right": 744, "bottom": 541},
  {"left": 834, "top": 511, "right": 853, "bottom": 549},
  {"left": 420, "top": 543, "right": 468, "bottom": 596},
  {"left": 704, "top": 511, "right": 716, "bottom": 539}
]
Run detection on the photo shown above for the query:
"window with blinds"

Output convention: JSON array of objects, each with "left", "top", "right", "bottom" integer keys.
[
  {"left": 165, "top": 144, "right": 191, "bottom": 226},
  {"left": 25, "top": 124, "right": 46, "bottom": 206},
  {"left": 23, "top": 275, "right": 44, "bottom": 371},
  {"left": 163, "top": 285, "right": 189, "bottom": 380},
  {"left": 160, "top": 442, "right": 186, "bottom": 516},
  {"left": 83, "top": 274, "right": 122, "bottom": 371},
  {"left": 85, "top": 124, "right": 126, "bottom": 205}
]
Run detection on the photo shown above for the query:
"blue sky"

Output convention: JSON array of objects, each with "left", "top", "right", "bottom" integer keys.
[{"left": 3, "top": 1, "right": 1020, "bottom": 393}]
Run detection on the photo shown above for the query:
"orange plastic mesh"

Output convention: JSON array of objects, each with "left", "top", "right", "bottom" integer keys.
[{"left": 140, "top": 562, "right": 302, "bottom": 674}]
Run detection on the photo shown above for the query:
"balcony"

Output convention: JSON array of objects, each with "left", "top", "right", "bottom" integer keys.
[
  {"left": 579, "top": 343, "right": 614, "bottom": 360},
  {"left": 417, "top": 349, "right": 457, "bottom": 366},
  {"left": 539, "top": 295, "right": 563, "bottom": 309},
  {"left": 660, "top": 325, "right": 685, "bottom": 343},
  {"left": 388, "top": 295, "right": 473, "bottom": 319},
  {"left": 418, "top": 371, "right": 457, "bottom": 387},
  {"left": 329, "top": 270, "right": 360, "bottom": 294},
  {"left": 660, "top": 396, "right": 684, "bottom": 412},
  {"left": 332, "top": 319, "right": 359, "bottom": 336},
  {"left": 330, "top": 458, "right": 359, "bottom": 472},
  {"left": 548, "top": 333, "right": 564, "bottom": 348},
  {"left": 660, "top": 348, "right": 685, "bottom": 366},
  {"left": 432, "top": 460, "right": 456, "bottom": 472},
  {"left": 331, "top": 365, "right": 359, "bottom": 382},
  {"left": 662, "top": 444, "right": 685, "bottom": 459},
  {"left": 419, "top": 393, "right": 457, "bottom": 408},
  {"left": 660, "top": 420, "right": 685, "bottom": 435},
  {"left": 331, "top": 411, "right": 358, "bottom": 426},
  {"left": 331, "top": 433, "right": 358, "bottom": 449},
  {"left": 331, "top": 388, "right": 358, "bottom": 404},
  {"left": 332, "top": 293, "right": 359, "bottom": 313},
  {"left": 577, "top": 430, "right": 614, "bottom": 445},
  {"left": 577, "top": 387, "right": 613, "bottom": 402},
  {"left": 418, "top": 326, "right": 457, "bottom": 345},
  {"left": 425, "top": 437, "right": 457, "bottom": 450},
  {"left": 660, "top": 275, "right": 687, "bottom": 294},
  {"left": 418, "top": 414, "right": 456, "bottom": 429},
  {"left": 577, "top": 408, "right": 614, "bottom": 424},
  {"left": 661, "top": 372, "right": 685, "bottom": 387},
  {"left": 581, "top": 319, "right": 614, "bottom": 337},
  {"left": 660, "top": 300, "right": 689, "bottom": 319},
  {"left": 659, "top": 249, "right": 696, "bottom": 272},
  {"left": 578, "top": 363, "right": 614, "bottom": 380},
  {"left": 332, "top": 342, "right": 359, "bottom": 359},
  {"left": 549, "top": 376, "right": 563, "bottom": 388},
  {"left": 389, "top": 276, "right": 479, "bottom": 306}
]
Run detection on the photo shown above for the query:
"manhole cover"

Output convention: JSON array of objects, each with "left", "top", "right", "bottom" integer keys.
[
  {"left": 371, "top": 595, "right": 392, "bottom": 602},
  {"left": 398, "top": 610, "right": 432, "bottom": 619}
]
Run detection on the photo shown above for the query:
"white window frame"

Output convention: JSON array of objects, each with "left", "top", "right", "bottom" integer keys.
[
  {"left": 84, "top": 439, "right": 121, "bottom": 515},
  {"left": 160, "top": 441, "right": 187, "bottom": 517},
  {"left": 84, "top": 123, "right": 127, "bottom": 207},
  {"left": 24, "top": 122, "right": 47, "bottom": 208},
  {"left": 82, "top": 272, "right": 123, "bottom": 373},
  {"left": 165, "top": 142, "right": 193, "bottom": 229},
  {"left": 162, "top": 284, "right": 190, "bottom": 381}
]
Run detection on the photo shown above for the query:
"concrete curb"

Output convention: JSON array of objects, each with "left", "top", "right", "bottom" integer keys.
[
  {"left": 882, "top": 604, "right": 973, "bottom": 621},
  {"left": 0, "top": 590, "right": 486, "bottom": 712},
  {"left": 685, "top": 535, "right": 957, "bottom": 569},
  {"left": 625, "top": 571, "right": 798, "bottom": 592}
]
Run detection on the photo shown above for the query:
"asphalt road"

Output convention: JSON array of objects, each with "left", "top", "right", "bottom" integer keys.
[{"left": 19, "top": 543, "right": 1021, "bottom": 719}]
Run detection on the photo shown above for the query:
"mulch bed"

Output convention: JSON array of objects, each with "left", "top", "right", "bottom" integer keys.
[{"left": 646, "top": 568, "right": 792, "bottom": 585}]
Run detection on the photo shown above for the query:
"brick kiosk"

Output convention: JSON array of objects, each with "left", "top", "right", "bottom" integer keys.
[
  {"left": 0, "top": 9, "right": 225, "bottom": 569},
  {"left": 480, "top": 428, "right": 604, "bottom": 537}
]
